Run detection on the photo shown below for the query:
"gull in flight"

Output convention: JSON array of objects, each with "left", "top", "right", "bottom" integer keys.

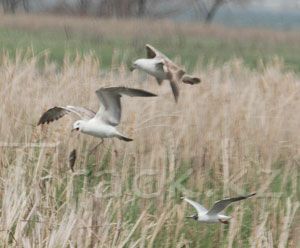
[
  {"left": 130, "top": 44, "right": 201, "bottom": 102},
  {"left": 38, "top": 87, "right": 157, "bottom": 142},
  {"left": 182, "top": 193, "right": 256, "bottom": 224}
]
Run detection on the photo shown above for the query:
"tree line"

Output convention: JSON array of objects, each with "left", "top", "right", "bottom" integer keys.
[{"left": 1, "top": 0, "right": 251, "bottom": 23}]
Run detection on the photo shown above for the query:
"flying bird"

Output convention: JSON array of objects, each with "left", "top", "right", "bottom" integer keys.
[
  {"left": 182, "top": 193, "right": 256, "bottom": 224},
  {"left": 38, "top": 87, "right": 157, "bottom": 141},
  {"left": 130, "top": 44, "right": 201, "bottom": 102}
]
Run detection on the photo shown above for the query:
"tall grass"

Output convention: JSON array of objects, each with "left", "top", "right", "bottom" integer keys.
[
  {"left": 1, "top": 14, "right": 300, "bottom": 71},
  {"left": 0, "top": 51, "right": 299, "bottom": 247}
]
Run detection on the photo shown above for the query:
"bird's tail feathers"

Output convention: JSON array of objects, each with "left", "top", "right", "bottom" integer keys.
[{"left": 182, "top": 74, "right": 201, "bottom": 85}]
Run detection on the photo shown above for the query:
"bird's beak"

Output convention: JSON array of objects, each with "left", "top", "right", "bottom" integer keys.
[
  {"left": 129, "top": 64, "right": 135, "bottom": 72},
  {"left": 186, "top": 214, "right": 197, "bottom": 219},
  {"left": 71, "top": 127, "right": 79, "bottom": 132}
]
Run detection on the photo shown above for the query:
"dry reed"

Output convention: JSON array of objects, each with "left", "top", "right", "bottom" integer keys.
[{"left": 0, "top": 52, "right": 299, "bottom": 247}]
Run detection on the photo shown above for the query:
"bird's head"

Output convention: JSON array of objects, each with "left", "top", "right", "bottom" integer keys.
[
  {"left": 129, "top": 59, "right": 142, "bottom": 71},
  {"left": 72, "top": 120, "right": 84, "bottom": 132},
  {"left": 186, "top": 214, "right": 198, "bottom": 221}
]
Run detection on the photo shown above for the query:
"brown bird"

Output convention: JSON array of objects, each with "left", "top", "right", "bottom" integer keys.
[
  {"left": 69, "top": 149, "right": 77, "bottom": 172},
  {"left": 130, "top": 44, "right": 201, "bottom": 102}
]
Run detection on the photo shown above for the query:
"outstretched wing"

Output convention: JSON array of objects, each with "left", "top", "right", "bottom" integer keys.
[
  {"left": 169, "top": 80, "right": 179, "bottom": 103},
  {"left": 206, "top": 193, "right": 256, "bottom": 216},
  {"left": 37, "top": 106, "right": 95, "bottom": 125},
  {"left": 95, "top": 87, "right": 157, "bottom": 126},
  {"left": 146, "top": 44, "right": 188, "bottom": 103},
  {"left": 163, "top": 59, "right": 186, "bottom": 102},
  {"left": 183, "top": 197, "right": 208, "bottom": 215},
  {"left": 146, "top": 44, "right": 170, "bottom": 60}
]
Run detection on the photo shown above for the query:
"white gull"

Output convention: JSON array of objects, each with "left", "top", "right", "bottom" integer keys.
[
  {"left": 183, "top": 193, "right": 256, "bottom": 224},
  {"left": 38, "top": 87, "right": 157, "bottom": 142}
]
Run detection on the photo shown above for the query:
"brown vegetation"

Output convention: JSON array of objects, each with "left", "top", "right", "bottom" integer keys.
[{"left": 0, "top": 51, "right": 299, "bottom": 246}]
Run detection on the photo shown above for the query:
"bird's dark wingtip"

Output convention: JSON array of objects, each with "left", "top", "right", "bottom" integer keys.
[
  {"left": 37, "top": 118, "right": 45, "bottom": 126},
  {"left": 139, "top": 90, "right": 157, "bottom": 97}
]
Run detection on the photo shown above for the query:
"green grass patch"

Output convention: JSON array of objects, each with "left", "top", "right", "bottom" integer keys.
[{"left": 1, "top": 27, "right": 300, "bottom": 72}]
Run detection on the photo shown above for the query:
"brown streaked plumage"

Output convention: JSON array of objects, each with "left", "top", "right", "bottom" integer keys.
[
  {"left": 37, "top": 106, "right": 95, "bottom": 126},
  {"left": 131, "top": 44, "right": 201, "bottom": 102},
  {"left": 69, "top": 149, "right": 77, "bottom": 172}
]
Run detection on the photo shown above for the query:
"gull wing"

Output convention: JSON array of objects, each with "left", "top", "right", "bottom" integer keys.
[
  {"left": 146, "top": 44, "right": 170, "bottom": 61},
  {"left": 146, "top": 44, "right": 186, "bottom": 103},
  {"left": 206, "top": 193, "right": 256, "bottom": 216},
  {"left": 165, "top": 61, "right": 184, "bottom": 103},
  {"left": 183, "top": 197, "right": 208, "bottom": 215},
  {"left": 37, "top": 106, "right": 95, "bottom": 125},
  {"left": 169, "top": 79, "right": 179, "bottom": 103},
  {"left": 95, "top": 87, "right": 157, "bottom": 126},
  {"left": 146, "top": 44, "right": 185, "bottom": 73}
]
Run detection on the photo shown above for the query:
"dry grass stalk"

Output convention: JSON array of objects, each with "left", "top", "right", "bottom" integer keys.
[{"left": 0, "top": 53, "right": 298, "bottom": 247}]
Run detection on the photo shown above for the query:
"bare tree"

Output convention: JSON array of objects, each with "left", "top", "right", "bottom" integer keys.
[
  {"left": 97, "top": 0, "right": 151, "bottom": 17},
  {"left": 22, "top": 0, "right": 29, "bottom": 12},
  {"left": 137, "top": 0, "right": 146, "bottom": 16},
  {"left": 78, "top": 0, "right": 90, "bottom": 15},
  {"left": 1, "top": 0, "right": 29, "bottom": 13},
  {"left": 192, "top": 0, "right": 250, "bottom": 23}
]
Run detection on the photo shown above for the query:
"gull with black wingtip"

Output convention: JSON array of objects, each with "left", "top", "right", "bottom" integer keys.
[
  {"left": 38, "top": 87, "right": 157, "bottom": 142},
  {"left": 182, "top": 193, "right": 256, "bottom": 224}
]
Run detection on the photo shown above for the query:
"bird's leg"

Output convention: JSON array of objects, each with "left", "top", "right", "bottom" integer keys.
[
  {"left": 218, "top": 219, "right": 229, "bottom": 224},
  {"left": 88, "top": 138, "right": 104, "bottom": 155}
]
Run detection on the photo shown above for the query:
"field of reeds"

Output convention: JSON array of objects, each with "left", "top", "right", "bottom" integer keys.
[
  {"left": 0, "top": 13, "right": 299, "bottom": 248},
  {"left": 0, "top": 49, "right": 299, "bottom": 247}
]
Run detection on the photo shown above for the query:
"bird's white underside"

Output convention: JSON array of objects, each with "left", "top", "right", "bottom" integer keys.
[
  {"left": 183, "top": 196, "right": 255, "bottom": 223},
  {"left": 198, "top": 213, "right": 231, "bottom": 223},
  {"left": 134, "top": 58, "right": 168, "bottom": 80},
  {"left": 79, "top": 118, "right": 122, "bottom": 138},
  {"left": 68, "top": 87, "right": 157, "bottom": 139}
]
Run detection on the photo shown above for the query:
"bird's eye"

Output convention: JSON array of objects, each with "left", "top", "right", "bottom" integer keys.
[{"left": 76, "top": 127, "right": 79, "bottom": 131}]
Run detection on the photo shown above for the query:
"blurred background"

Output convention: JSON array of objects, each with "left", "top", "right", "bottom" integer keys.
[
  {"left": 1, "top": 0, "right": 300, "bottom": 28},
  {"left": 0, "top": 0, "right": 300, "bottom": 71}
]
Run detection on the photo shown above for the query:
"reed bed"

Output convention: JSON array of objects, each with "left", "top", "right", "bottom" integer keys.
[{"left": 0, "top": 52, "right": 299, "bottom": 247}]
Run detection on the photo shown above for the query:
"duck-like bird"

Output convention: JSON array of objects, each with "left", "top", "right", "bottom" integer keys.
[
  {"left": 130, "top": 44, "right": 201, "bottom": 102},
  {"left": 38, "top": 87, "right": 157, "bottom": 141},
  {"left": 182, "top": 193, "right": 256, "bottom": 224}
]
